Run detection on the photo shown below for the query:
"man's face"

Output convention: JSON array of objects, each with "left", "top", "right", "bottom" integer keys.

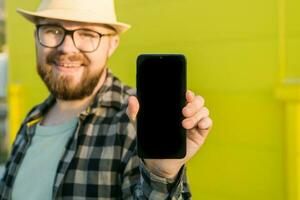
[{"left": 35, "top": 19, "right": 119, "bottom": 100}]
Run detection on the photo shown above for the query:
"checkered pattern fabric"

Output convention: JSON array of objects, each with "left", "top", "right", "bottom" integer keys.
[{"left": 0, "top": 68, "right": 191, "bottom": 199}]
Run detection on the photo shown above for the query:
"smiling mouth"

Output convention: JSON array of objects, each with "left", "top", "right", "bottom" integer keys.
[{"left": 53, "top": 62, "right": 83, "bottom": 73}]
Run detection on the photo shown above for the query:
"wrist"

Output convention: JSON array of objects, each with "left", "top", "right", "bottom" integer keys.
[{"left": 142, "top": 159, "right": 182, "bottom": 180}]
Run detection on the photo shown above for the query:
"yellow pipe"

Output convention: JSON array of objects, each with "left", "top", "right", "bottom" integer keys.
[
  {"left": 283, "top": 102, "right": 300, "bottom": 200},
  {"left": 8, "top": 84, "right": 23, "bottom": 150},
  {"left": 275, "top": 0, "right": 300, "bottom": 199}
]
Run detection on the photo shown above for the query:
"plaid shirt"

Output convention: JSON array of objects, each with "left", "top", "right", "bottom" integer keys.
[{"left": 0, "top": 68, "right": 191, "bottom": 200}]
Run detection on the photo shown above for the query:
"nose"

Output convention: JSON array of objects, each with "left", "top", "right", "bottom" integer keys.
[{"left": 56, "top": 34, "right": 79, "bottom": 53}]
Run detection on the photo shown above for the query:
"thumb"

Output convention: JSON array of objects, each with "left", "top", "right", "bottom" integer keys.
[
  {"left": 126, "top": 96, "right": 140, "bottom": 122},
  {"left": 186, "top": 90, "right": 195, "bottom": 103}
]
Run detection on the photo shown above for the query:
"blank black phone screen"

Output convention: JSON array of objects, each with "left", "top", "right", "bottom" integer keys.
[{"left": 136, "top": 54, "right": 186, "bottom": 158}]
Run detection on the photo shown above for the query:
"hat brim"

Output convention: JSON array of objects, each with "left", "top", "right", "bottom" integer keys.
[{"left": 17, "top": 8, "right": 131, "bottom": 34}]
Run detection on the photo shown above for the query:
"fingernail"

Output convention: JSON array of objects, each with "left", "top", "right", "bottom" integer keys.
[
  {"left": 183, "top": 119, "right": 191, "bottom": 128},
  {"left": 199, "top": 121, "right": 206, "bottom": 128},
  {"left": 185, "top": 108, "right": 191, "bottom": 114}
]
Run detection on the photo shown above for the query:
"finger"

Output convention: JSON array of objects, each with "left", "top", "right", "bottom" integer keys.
[
  {"left": 182, "top": 96, "right": 205, "bottom": 117},
  {"left": 182, "top": 107, "right": 209, "bottom": 129},
  {"left": 196, "top": 117, "right": 213, "bottom": 139},
  {"left": 186, "top": 128, "right": 207, "bottom": 147},
  {"left": 126, "top": 96, "right": 140, "bottom": 122},
  {"left": 186, "top": 117, "right": 212, "bottom": 146},
  {"left": 186, "top": 90, "right": 195, "bottom": 103},
  {"left": 186, "top": 118, "right": 212, "bottom": 148},
  {"left": 197, "top": 117, "right": 213, "bottom": 131}
]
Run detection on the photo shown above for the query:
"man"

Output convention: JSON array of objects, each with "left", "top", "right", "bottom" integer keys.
[{"left": 0, "top": 0, "right": 213, "bottom": 199}]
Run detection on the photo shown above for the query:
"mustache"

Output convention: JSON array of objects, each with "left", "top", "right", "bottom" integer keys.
[{"left": 46, "top": 50, "right": 91, "bottom": 66}]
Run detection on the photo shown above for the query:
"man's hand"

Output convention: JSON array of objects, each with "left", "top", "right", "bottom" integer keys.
[{"left": 126, "top": 90, "right": 213, "bottom": 180}]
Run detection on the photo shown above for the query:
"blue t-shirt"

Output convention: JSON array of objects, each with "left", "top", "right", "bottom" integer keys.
[{"left": 12, "top": 117, "right": 78, "bottom": 200}]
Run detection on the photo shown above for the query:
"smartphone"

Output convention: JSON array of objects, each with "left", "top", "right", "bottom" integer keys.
[{"left": 136, "top": 54, "right": 186, "bottom": 159}]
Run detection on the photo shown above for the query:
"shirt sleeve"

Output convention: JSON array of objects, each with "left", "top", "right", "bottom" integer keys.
[{"left": 120, "top": 119, "right": 192, "bottom": 199}]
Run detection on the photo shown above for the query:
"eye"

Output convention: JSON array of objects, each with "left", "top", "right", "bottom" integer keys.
[
  {"left": 77, "top": 30, "right": 98, "bottom": 38},
  {"left": 42, "top": 26, "right": 63, "bottom": 35},
  {"left": 46, "top": 29, "right": 59, "bottom": 34}
]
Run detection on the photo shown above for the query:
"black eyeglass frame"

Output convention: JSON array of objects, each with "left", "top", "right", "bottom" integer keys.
[{"left": 36, "top": 24, "right": 116, "bottom": 53}]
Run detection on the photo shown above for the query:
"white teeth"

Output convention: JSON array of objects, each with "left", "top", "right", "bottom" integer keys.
[{"left": 59, "top": 63, "right": 81, "bottom": 68}]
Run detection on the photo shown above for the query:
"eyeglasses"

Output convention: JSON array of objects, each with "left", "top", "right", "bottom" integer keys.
[{"left": 36, "top": 24, "right": 116, "bottom": 53}]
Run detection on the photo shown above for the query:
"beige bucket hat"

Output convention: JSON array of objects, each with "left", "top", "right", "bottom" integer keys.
[{"left": 17, "top": 0, "right": 131, "bottom": 34}]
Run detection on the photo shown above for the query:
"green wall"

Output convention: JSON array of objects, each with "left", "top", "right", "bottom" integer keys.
[{"left": 6, "top": 0, "right": 289, "bottom": 199}]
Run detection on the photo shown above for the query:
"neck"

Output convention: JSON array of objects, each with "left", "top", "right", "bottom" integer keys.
[
  {"left": 55, "top": 96, "right": 93, "bottom": 114},
  {"left": 42, "top": 68, "right": 107, "bottom": 125}
]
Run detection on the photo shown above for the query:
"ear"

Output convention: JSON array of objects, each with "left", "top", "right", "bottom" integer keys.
[
  {"left": 34, "top": 29, "right": 37, "bottom": 39},
  {"left": 107, "top": 35, "right": 120, "bottom": 57},
  {"left": 34, "top": 29, "right": 39, "bottom": 44}
]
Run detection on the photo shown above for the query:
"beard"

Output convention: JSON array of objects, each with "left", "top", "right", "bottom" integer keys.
[{"left": 37, "top": 50, "right": 106, "bottom": 100}]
